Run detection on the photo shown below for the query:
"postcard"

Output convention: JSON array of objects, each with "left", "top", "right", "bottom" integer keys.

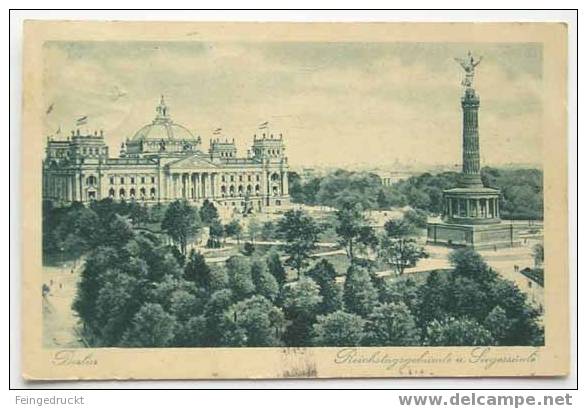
[{"left": 20, "top": 21, "right": 569, "bottom": 379}]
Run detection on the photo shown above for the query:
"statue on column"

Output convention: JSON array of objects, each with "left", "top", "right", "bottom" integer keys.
[{"left": 454, "top": 51, "right": 482, "bottom": 89}]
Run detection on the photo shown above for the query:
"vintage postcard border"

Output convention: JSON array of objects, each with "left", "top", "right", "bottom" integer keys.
[{"left": 21, "top": 21, "right": 569, "bottom": 380}]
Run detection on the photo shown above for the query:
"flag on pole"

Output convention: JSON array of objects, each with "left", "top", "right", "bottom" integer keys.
[
  {"left": 55, "top": 125, "right": 61, "bottom": 135},
  {"left": 76, "top": 116, "right": 88, "bottom": 126},
  {"left": 258, "top": 121, "right": 269, "bottom": 129},
  {"left": 46, "top": 103, "right": 54, "bottom": 115}
]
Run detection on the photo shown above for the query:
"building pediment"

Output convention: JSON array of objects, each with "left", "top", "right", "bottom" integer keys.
[{"left": 167, "top": 153, "right": 218, "bottom": 171}]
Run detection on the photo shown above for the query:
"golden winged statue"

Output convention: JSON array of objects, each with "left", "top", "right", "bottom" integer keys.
[{"left": 454, "top": 51, "right": 483, "bottom": 88}]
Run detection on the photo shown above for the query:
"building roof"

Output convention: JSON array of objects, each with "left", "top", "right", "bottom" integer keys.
[{"left": 129, "top": 96, "right": 196, "bottom": 143}]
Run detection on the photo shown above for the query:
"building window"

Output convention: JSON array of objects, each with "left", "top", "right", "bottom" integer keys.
[
  {"left": 109, "top": 188, "right": 115, "bottom": 198},
  {"left": 239, "top": 175, "right": 243, "bottom": 182},
  {"left": 230, "top": 175, "right": 234, "bottom": 182},
  {"left": 141, "top": 177, "right": 145, "bottom": 184},
  {"left": 131, "top": 177, "right": 135, "bottom": 184},
  {"left": 221, "top": 175, "right": 226, "bottom": 182},
  {"left": 120, "top": 177, "right": 125, "bottom": 184},
  {"left": 110, "top": 177, "right": 114, "bottom": 185},
  {"left": 256, "top": 175, "right": 260, "bottom": 182},
  {"left": 248, "top": 175, "right": 252, "bottom": 182},
  {"left": 151, "top": 176, "right": 155, "bottom": 184}
]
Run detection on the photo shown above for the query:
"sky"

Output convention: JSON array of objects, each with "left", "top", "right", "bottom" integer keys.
[{"left": 42, "top": 41, "right": 543, "bottom": 169}]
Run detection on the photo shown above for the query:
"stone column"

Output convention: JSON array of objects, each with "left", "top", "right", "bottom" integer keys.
[
  {"left": 211, "top": 173, "right": 216, "bottom": 198},
  {"left": 475, "top": 199, "right": 480, "bottom": 218},
  {"left": 187, "top": 173, "right": 193, "bottom": 200},
  {"left": 460, "top": 88, "right": 482, "bottom": 188},
  {"left": 282, "top": 171, "right": 289, "bottom": 196},
  {"left": 194, "top": 173, "right": 200, "bottom": 199},
  {"left": 465, "top": 199, "right": 471, "bottom": 218}
]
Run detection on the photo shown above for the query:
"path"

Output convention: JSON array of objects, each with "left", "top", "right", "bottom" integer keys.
[{"left": 42, "top": 260, "right": 85, "bottom": 348}]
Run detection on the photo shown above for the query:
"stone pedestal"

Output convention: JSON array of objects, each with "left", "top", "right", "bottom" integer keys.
[{"left": 427, "top": 221, "right": 520, "bottom": 250}]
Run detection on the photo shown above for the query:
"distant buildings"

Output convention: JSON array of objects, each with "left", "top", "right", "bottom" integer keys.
[
  {"left": 373, "top": 171, "right": 415, "bottom": 187},
  {"left": 43, "top": 97, "right": 290, "bottom": 212}
]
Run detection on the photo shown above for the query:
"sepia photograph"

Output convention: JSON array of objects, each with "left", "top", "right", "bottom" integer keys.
[{"left": 19, "top": 20, "right": 570, "bottom": 380}]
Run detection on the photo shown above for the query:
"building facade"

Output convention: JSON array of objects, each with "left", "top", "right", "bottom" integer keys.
[
  {"left": 43, "top": 97, "right": 290, "bottom": 212},
  {"left": 427, "top": 53, "right": 519, "bottom": 249}
]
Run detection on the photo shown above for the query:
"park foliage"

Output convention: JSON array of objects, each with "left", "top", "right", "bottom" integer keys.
[{"left": 43, "top": 191, "right": 543, "bottom": 348}]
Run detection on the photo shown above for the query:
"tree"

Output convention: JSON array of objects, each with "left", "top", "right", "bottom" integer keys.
[
  {"left": 250, "top": 258, "right": 279, "bottom": 301},
  {"left": 312, "top": 311, "right": 365, "bottom": 346},
  {"left": 364, "top": 302, "right": 421, "bottom": 346},
  {"left": 379, "top": 218, "right": 427, "bottom": 276},
  {"left": 488, "top": 279, "right": 543, "bottom": 346},
  {"left": 342, "top": 265, "right": 379, "bottom": 317},
  {"left": 379, "top": 277, "right": 419, "bottom": 312},
  {"left": 266, "top": 251, "right": 287, "bottom": 287},
  {"left": 90, "top": 270, "right": 143, "bottom": 345},
  {"left": 225, "top": 255, "right": 255, "bottom": 300},
  {"left": 315, "top": 170, "right": 382, "bottom": 209},
  {"left": 306, "top": 259, "right": 343, "bottom": 314},
  {"left": 101, "top": 214, "right": 135, "bottom": 247},
  {"left": 449, "top": 248, "right": 496, "bottom": 281},
  {"left": 199, "top": 199, "right": 219, "bottom": 225},
  {"left": 484, "top": 305, "right": 511, "bottom": 345},
  {"left": 161, "top": 200, "right": 201, "bottom": 255},
  {"left": 277, "top": 210, "right": 321, "bottom": 278},
  {"left": 376, "top": 189, "right": 391, "bottom": 210},
  {"left": 335, "top": 202, "right": 378, "bottom": 263},
  {"left": 449, "top": 276, "right": 494, "bottom": 321},
  {"left": 208, "top": 219, "right": 225, "bottom": 248},
  {"left": 169, "top": 289, "right": 205, "bottom": 323},
  {"left": 282, "top": 276, "right": 323, "bottom": 346},
  {"left": 128, "top": 202, "right": 149, "bottom": 227},
  {"left": 246, "top": 215, "right": 262, "bottom": 244},
  {"left": 203, "top": 289, "right": 234, "bottom": 345},
  {"left": 225, "top": 219, "right": 243, "bottom": 245},
  {"left": 220, "top": 296, "right": 285, "bottom": 347},
  {"left": 242, "top": 242, "right": 256, "bottom": 256},
  {"left": 184, "top": 250, "right": 212, "bottom": 290},
  {"left": 209, "top": 266, "right": 229, "bottom": 292},
  {"left": 122, "top": 303, "right": 177, "bottom": 347},
  {"left": 403, "top": 208, "right": 428, "bottom": 228},
  {"left": 416, "top": 271, "right": 452, "bottom": 327},
  {"left": 533, "top": 243, "right": 544, "bottom": 268},
  {"left": 425, "top": 317, "right": 494, "bottom": 346},
  {"left": 174, "top": 315, "right": 207, "bottom": 347},
  {"left": 260, "top": 221, "right": 278, "bottom": 241}
]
